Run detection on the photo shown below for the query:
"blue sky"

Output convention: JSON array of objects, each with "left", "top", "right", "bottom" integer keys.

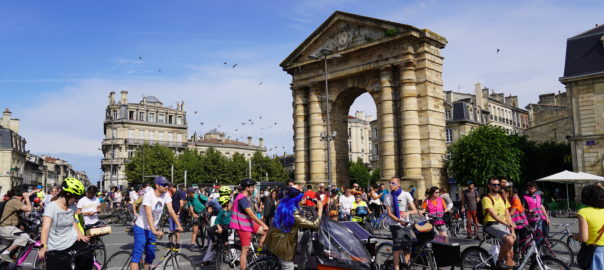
[{"left": 1, "top": 0, "right": 602, "bottom": 183}]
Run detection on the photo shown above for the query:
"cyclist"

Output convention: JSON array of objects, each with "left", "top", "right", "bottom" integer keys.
[
  {"left": 384, "top": 177, "right": 419, "bottom": 270},
  {"left": 502, "top": 187, "right": 529, "bottom": 254},
  {"left": 187, "top": 187, "right": 208, "bottom": 249},
  {"left": 129, "top": 176, "right": 182, "bottom": 270},
  {"left": 421, "top": 186, "right": 449, "bottom": 236},
  {"left": 461, "top": 181, "right": 480, "bottom": 239},
  {"left": 265, "top": 187, "right": 323, "bottom": 270},
  {"left": 168, "top": 183, "right": 186, "bottom": 247},
  {"left": 0, "top": 185, "right": 32, "bottom": 262},
  {"left": 351, "top": 194, "right": 370, "bottom": 224},
  {"left": 482, "top": 177, "right": 516, "bottom": 270},
  {"left": 113, "top": 187, "right": 123, "bottom": 208},
  {"left": 43, "top": 187, "right": 59, "bottom": 208},
  {"left": 38, "top": 178, "right": 93, "bottom": 270},
  {"left": 230, "top": 178, "right": 269, "bottom": 270},
  {"left": 522, "top": 181, "right": 550, "bottom": 238},
  {"left": 201, "top": 195, "right": 232, "bottom": 266},
  {"left": 76, "top": 186, "right": 101, "bottom": 227}
]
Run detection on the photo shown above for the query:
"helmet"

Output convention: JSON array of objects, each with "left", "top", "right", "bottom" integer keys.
[
  {"left": 61, "top": 178, "right": 85, "bottom": 196},
  {"left": 33, "top": 197, "right": 41, "bottom": 204},
  {"left": 218, "top": 186, "right": 232, "bottom": 196},
  {"left": 218, "top": 195, "right": 231, "bottom": 206},
  {"left": 239, "top": 178, "right": 256, "bottom": 188},
  {"left": 329, "top": 210, "right": 338, "bottom": 217}
]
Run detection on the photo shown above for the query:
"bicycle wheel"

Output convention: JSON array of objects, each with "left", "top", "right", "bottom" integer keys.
[
  {"left": 564, "top": 235, "right": 581, "bottom": 254},
  {"left": 196, "top": 226, "right": 206, "bottom": 248},
  {"left": 104, "top": 250, "right": 132, "bottom": 270},
  {"left": 539, "top": 239, "right": 574, "bottom": 266},
  {"left": 455, "top": 222, "right": 478, "bottom": 240},
  {"left": 410, "top": 249, "right": 437, "bottom": 270},
  {"left": 374, "top": 242, "right": 394, "bottom": 269},
  {"left": 248, "top": 256, "right": 282, "bottom": 270},
  {"left": 215, "top": 244, "right": 242, "bottom": 270},
  {"left": 529, "top": 256, "right": 569, "bottom": 270},
  {"left": 460, "top": 246, "right": 493, "bottom": 269},
  {"left": 92, "top": 237, "right": 107, "bottom": 268},
  {"left": 163, "top": 253, "right": 195, "bottom": 270}
]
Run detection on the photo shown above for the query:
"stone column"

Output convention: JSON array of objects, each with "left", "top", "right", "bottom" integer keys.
[
  {"left": 292, "top": 88, "right": 307, "bottom": 183},
  {"left": 309, "top": 88, "right": 326, "bottom": 184},
  {"left": 379, "top": 67, "right": 397, "bottom": 181},
  {"left": 399, "top": 56, "right": 425, "bottom": 193}
]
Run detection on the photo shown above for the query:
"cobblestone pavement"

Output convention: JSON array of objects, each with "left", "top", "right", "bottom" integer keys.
[{"left": 101, "top": 217, "right": 581, "bottom": 269}]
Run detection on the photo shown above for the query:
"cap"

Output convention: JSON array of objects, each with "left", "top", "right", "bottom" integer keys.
[
  {"left": 154, "top": 176, "right": 170, "bottom": 186},
  {"left": 187, "top": 187, "right": 195, "bottom": 193},
  {"left": 37, "top": 185, "right": 43, "bottom": 189}
]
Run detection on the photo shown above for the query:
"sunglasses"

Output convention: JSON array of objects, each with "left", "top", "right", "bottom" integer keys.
[
  {"left": 490, "top": 184, "right": 501, "bottom": 187},
  {"left": 159, "top": 183, "right": 170, "bottom": 187},
  {"left": 389, "top": 182, "right": 397, "bottom": 185}
]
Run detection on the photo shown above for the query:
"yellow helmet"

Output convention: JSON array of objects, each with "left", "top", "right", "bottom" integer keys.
[
  {"left": 218, "top": 186, "right": 232, "bottom": 196},
  {"left": 218, "top": 195, "right": 231, "bottom": 206},
  {"left": 61, "top": 178, "right": 85, "bottom": 196}
]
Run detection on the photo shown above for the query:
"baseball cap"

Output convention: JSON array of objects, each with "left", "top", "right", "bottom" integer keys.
[
  {"left": 37, "top": 185, "right": 43, "bottom": 189},
  {"left": 154, "top": 176, "right": 170, "bottom": 186},
  {"left": 187, "top": 187, "right": 195, "bottom": 193}
]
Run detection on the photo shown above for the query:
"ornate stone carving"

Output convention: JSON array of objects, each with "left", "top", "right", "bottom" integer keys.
[{"left": 310, "top": 22, "right": 385, "bottom": 57}]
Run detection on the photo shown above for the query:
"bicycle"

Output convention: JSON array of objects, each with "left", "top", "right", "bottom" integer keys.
[
  {"left": 194, "top": 210, "right": 209, "bottom": 249},
  {"left": 374, "top": 215, "right": 438, "bottom": 270},
  {"left": 215, "top": 232, "right": 259, "bottom": 270},
  {"left": 549, "top": 221, "right": 580, "bottom": 253},
  {"left": 43, "top": 240, "right": 106, "bottom": 270},
  {"left": 104, "top": 231, "right": 195, "bottom": 270},
  {"left": 362, "top": 207, "right": 389, "bottom": 235},
  {"left": 461, "top": 225, "right": 568, "bottom": 270},
  {"left": 532, "top": 222, "right": 574, "bottom": 267},
  {"left": 449, "top": 209, "right": 479, "bottom": 240}
]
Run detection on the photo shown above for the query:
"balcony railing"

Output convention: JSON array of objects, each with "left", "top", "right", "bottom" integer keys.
[
  {"left": 102, "top": 138, "right": 126, "bottom": 145},
  {"left": 101, "top": 158, "right": 128, "bottom": 165},
  {"left": 125, "top": 139, "right": 187, "bottom": 148}
]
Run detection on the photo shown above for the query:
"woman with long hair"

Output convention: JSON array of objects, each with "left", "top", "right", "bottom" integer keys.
[
  {"left": 38, "top": 178, "right": 93, "bottom": 270},
  {"left": 265, "top": 187, "right": 324, "bottom": 270},
  {"left": 421, "top": 186, "right": 449, "bottom": 236}
]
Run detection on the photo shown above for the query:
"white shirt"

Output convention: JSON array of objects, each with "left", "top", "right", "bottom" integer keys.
[
  {"left": 77, "top": 196, "right": 100, "bottom": 225},
  {"left": 339, "top": 195, "right": 355, "bottom": 214},
  {"left": 209, "top": 192, "right": 220, "bottom": 201},
  {"left": 43, "top": 194, "right": 54, "bottom": 207},
  {"left": 129, "top": 190, "right": 139, "bottom": 201},
  {"left": 113, "top": 192, "right": 123, "bottom": 203},
  {"left": 383, "top": 190, "right": 415, "bottom": 224},
  {"left": 134, "top": 190, "right": 172, "bottom": 230}
]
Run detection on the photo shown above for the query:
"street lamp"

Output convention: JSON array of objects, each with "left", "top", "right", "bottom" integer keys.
[{"left": 309, "top": 49, "right": 341, "bottom": 189}]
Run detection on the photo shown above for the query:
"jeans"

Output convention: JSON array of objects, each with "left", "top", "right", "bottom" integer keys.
[{"left": 591, "top": 246, "right": 604, "bottom": 270}]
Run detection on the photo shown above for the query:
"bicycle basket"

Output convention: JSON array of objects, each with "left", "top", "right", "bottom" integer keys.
[{"left": 413, "top": 221, "right": 436, "bottom": 245}]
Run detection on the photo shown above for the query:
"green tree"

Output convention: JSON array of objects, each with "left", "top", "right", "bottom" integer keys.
[
  {"left": 447, "top": 125, "right": 522, "bottom": 186},
  {"left": 125, "top": 144, "right": 175, "bottom": 185},
  {"left": 174, "top": 149, "right": 203, "bottom": 184},
  {"left": 349, "top": 157, "right": 371, "bottom": 187},
  {"left": 515, "top": 137, "right": 572, "bottom": 183},
  {"left": 250, "top": 151, "right": 287, "bottom": 182},
  {"left": 199, "top": 147, "right": 230, "bottom": 184},
  {"left": 370, "top": 168, "right": 381, "bottom": 185},
  {"left": 229, "top": 152, "right": 249, "bottom": 184}
]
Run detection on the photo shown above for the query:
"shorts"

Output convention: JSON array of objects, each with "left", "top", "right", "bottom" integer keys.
[
  {"left": 485, "top": 223, "right": 511, "bottom": 240},
  {"left": 168, "top": 216, "right": 181, "bottom": 232},
  {"left": 131, "top": 225, "right": 157, "bottom": 264},
  {"left": 389, "top": 225, "right": 413, "bottom": 251},
  {"left": 434, "top": 224, "right": 448, "bottom": 232},
  {"left": 236, "top": 222, "right": 260, "bottom": 247}
]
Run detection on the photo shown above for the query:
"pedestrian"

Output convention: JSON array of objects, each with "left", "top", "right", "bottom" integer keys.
[
  {"left": 440, "top": 188, "right": 453, "bottom": 211},
  {"left": 76, "top": 186, "right": 101, "bottom": 227},
  {"left": 38, "top": 178, "right": 93, "bottom": 270},
  {"left": 338, "top": 189, "right": 354, "bottom": 221},
  {"left": 0, "top": 185, "right": 32, "bottom": 262},
  {"left": 265, "top": 187, "right": 323, "bottom": 270},
  {"left": 368, "top": 184, "right": 382, "bottom": 217},
  {"left": 572, "top": 184, "right": 604, "bottom": 270},
  {"left": 421, "top": 186, "right": 449, "bottom": 237},
  {"left": 262, "top": 190, "right": 277, "bottom": 225},
  {"left": 522, "top": 182, "right": 550, "bottom": 238},
  {"left": 384, "top": 177, "right": 418, "bottom": 270},
  {"left": 483, "top": 178, "right": 516, "bottom": 269},
  {"left": 43, "top": 187, "right": 58, "bottom": 208},
  {"left": 461, "top": 181, "right": 480, "bottom": 239},
  {"left": 187, "top": 187, "right": 208, "bottom": 249},
  {"left": 168, "top": 184, "right": 186, "bottom": 247},
  {"left": 129, "top": 187, "right": 138, "bottom": 202}
]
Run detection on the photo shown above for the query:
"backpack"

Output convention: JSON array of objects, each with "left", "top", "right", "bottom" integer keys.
[{"left": 0, "top": 198, "right": 18, "bottom": 224}]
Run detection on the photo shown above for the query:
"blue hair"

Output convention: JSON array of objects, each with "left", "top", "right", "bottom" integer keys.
[{"left": 272, "top": 193, "right": 304, "bottom": 233}]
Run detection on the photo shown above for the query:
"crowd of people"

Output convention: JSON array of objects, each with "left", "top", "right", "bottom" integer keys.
[{"left": 0, "top": 175, "right": 603, "bottom": 270}]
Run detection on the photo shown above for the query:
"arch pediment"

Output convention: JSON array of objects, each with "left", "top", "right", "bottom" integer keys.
[{"left": 280, "top": 11, "right": 446, "bottom": 70}]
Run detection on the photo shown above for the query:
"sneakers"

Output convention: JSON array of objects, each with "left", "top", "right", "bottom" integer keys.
[
  {"left": 496, "top": 261, "right": 513, "bottom": 270},
  {"left": 0, "top": 253, "right": 14, "bottom": 263}
]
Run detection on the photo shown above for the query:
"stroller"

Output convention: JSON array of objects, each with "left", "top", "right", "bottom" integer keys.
[{"left": 313, "top": 218, "right": 373, "bottom": 270}]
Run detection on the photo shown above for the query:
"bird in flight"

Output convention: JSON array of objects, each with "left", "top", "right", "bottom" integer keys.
[
  {"left": 259, "top": 81, "right": 263, "bottom": 86},
  {"left": 241, "top": 122, "right": 246, "bottom": 125},
  {"left": 200, "top": 122, "right": 204, "bottom": 126},
  {"left": 232, "top": 64, "right": 238, "bottom": 68},
  {"left": 259, "top": 116, "right": 262, "bottom": 119},
  {"left": 194, "top": 111, "right": 198, "bottom": 114},
  {"left": 158, "top": 69, "right": 162, "bottom": 72},
  {"left": 224, "top": 62, "right": 227, "bottom": 65},
  {"left": 496, "top": 48, "right": 501, "bottom": 53},
  {"left": 274, "top": 122, "right": 278, "bottom": 125}
]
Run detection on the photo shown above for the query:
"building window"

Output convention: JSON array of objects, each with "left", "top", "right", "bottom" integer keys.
[
  {"left": 446, "top": 128, "right": 453, "bottom": 142},
  {"left": 127, "top": 148, "right": 134, "bottom": 159},
  {"left": 112, "top": 110, "right": 117, "bottom": 119},
  {"left": 112, "top": 129, "right": 117, "bottom": 139},
  {"left": 149, "top": 131, "right": 155, "bottom": 140},
  {"left": 348, "top": 141, "right": 352, "bottom": 150},
  {"left": 139, "top": 112, "right": 145, "bottom": 121},
  {"left": 348, "top": 128, "right": 351, "bottom": 136},
  {"left": 445, "top": 109, "right": 452, "bottom": 120},
  {"left": 149, "top": 113, "right": 155, "bottom": 122},
  {"left": 139, "top": 130, "right": 144, "bottom": 140},
  {"left": 159, "top": 132, "right": 164, "bottom": 141},
  {"left": 168, "top": 133, "right": 174, "bottom": 142},
  {"left": 158, "top": 114, "right": 165, "bottom": 124},
  {"left": 177, "top": 116, "right": 183, "bottom": 125},
  {"left": 372, "top": 128, "right": 378, "bottom": 138},
  {"left": 128, "top": 129, "right": 134, "bottom": 139},
  {"left": 129, "top": 111, "right": 134, "bottom": 120},
  {"left": 168, "top": 115, "right": 173, "bottom": 124},
  {"left": 177, "top": 134, "right": 182, "bottom": 142}
]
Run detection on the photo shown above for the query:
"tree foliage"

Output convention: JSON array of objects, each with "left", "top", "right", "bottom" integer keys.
[
  {"left": 125, "top": 145, "right": 287, "bottom": 186},
  {"left": 515, "top": 137, "right": 572, "bottom": 183},
  {"left": 447, "top": 125, "right": 522, "bottom": 186},
  {"left": 349, "top": 157, "right": 371, "bottom": 187}
]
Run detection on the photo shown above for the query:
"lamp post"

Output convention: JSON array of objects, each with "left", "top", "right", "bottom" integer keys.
[{"left": 309, "top": 49, "right": 341, "bottom": 189}]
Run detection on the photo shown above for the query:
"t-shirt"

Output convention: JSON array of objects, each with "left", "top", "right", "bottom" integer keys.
[
  {"left": 43, "top": 194, "right": 54, "bottom": 206},
  {"left": 170, "top": 190, "right": 186, "bottom": 213},
  {"left": 188, "top": 194, "right": 208, "bottom": 214},
  {"left": 304, "top": 190, "right": 317, "bottom": 207},
  {"left": 76, "top": 196, "right": 100, "bottom": 225},
  {"left": 135, "top": 190, "right": 172, "bottom": 230},
  {"left": 0, "top": 198, "right": 24, "bottom": 227},
  {"left": 383, "top": 190, "right": 415, "bottom": 224},
  {"left": 510, "top": 195, "right": 524, "bottom": 212},
  {"left": 339, "top": 195, "right": 355, "bottom": 214},
  {"left": 129, "top": 191, "right": 139, "bottom": 202},
  {"left": 237, "top": 196, "right": 252, "bottom": 214},
  {"left": 113, "top": 192, "right": 123, "bottom": 203},
  {"left": 215, "top": 209, "right": 232, "bottom": 226},
  {"left": 379, "top": 189, "right": 389, "bottom": 202},
  {"left": 43, "top": 201, "right": 78, "bottom": 251},
  {"left": 578, "top": 207, "right": 604, "bottom": 246},
  {"left": 482, "top": 194, "right": 510, "bottom": 223},
  {"left": 209, "top": 192, "right": 220, "bottom": 201},
  {"left": 463, "top": 189, "right": 480, "bottom": 211}
]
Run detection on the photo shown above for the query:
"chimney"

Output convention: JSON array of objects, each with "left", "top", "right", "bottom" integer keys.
[
  {"left": 120, "top": 90, "right": 128, "bottom": 104},
  {"left": 142, "top": 96, "right": 147, "bottom": 104},
  {"left": 505, "top": 96, "right": 518, "bottom": 107},
  {"left": 474, "top": 83, "right": 483, "bottom": 109},
  {"left": 259, "top": 137, "right": 264, "bottom": 147},
  {"left": 109, "top": 91, "right": 116, "bottom": 105},
  {"left": 247, "top": 136, "right": 252, "bottom": 146},
  {"left": 181, "top": 101, "right": 185, "bottom": 112}
]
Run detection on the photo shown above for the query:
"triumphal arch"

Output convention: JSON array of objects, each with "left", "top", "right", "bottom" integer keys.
[{"left": 280, "top": 11, "right": 448, "bottom": 192}]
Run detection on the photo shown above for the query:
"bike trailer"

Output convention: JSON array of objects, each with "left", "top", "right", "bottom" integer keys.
[{"left": 314, "top": 218, "right": 372, "bottom": 270}]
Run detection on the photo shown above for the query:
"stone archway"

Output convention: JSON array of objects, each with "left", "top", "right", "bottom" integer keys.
[{"left": 281, "top": 11, "right": 448, "bottom": 192}]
